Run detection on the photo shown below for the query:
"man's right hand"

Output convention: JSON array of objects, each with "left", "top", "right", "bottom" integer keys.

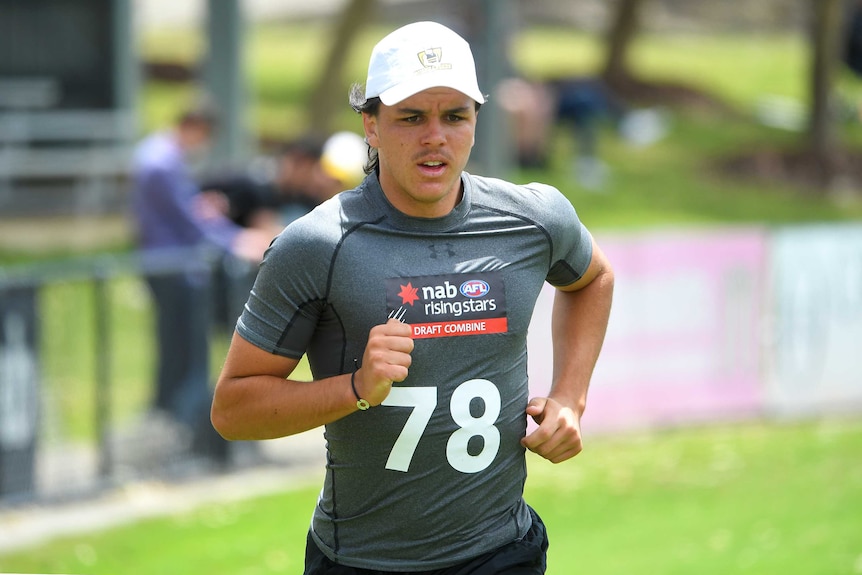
[
  {"left": 356, "top": 318, "right": 414, "bottom": 406},
  {"left": 231, "top": 228, "right": 273, "bottom": 262}
]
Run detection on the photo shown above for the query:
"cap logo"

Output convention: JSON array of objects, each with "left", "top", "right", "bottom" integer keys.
[{"left": 417, "top": 47, "right": 451, "bottom": 70}]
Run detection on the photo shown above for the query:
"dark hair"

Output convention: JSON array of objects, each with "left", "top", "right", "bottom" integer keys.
[
  {"left": 280, "top": 134, "right": 325, "bottom": 160},
  {"left": 348, "top": 83, "right": 485, "bottom": 176},
  {"left": 177, "top": 93, "right": 219, "bottom": 128},
  {"left": 349, "top": 83, "right": 381, "bottom": 175}
]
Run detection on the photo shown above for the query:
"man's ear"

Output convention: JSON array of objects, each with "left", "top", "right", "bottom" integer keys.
[
  {"left": 471, "top": 109, "right": 479, "bottom": 147},
  {"left": 363, "top": 113, "right": 379, "bottom": 148}
]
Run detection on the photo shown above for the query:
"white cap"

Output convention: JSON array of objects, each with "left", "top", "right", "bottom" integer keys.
[{"left": 365, "top": 21, "right": 485, "bottom": 106}]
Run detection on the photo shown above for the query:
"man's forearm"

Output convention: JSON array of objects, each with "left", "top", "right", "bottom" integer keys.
[
  {"left": 212, "top": 372, "right": 358, "bottom": 440},
  {"left": 550, "top": 268, "right": 614, "bottom": 415}
]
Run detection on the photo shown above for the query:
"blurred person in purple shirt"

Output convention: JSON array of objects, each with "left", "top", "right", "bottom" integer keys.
[{"left": 130, "top": 100, "right": 269, "bottom": 464}]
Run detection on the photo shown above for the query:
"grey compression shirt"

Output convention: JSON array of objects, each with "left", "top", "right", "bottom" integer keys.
[{"left": 236, "top": 171, "right": 593, "bottom": 571}]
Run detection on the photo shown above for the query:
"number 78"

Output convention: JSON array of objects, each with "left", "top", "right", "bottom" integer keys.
[{"left": 381, "top": 379, "right": 502, "bottom": 474}]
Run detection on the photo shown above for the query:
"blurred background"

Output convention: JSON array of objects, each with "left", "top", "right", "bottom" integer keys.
[{"left": 0, "top": 0, "right": 861, "bottom": 573}]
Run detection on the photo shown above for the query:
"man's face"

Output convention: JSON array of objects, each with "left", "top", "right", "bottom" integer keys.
[
  {"left": 363, "top": 87, "right": 478, "bottom": 218},
  {"left": 180, "top": 121, "right": 214, "bottom": 160}
]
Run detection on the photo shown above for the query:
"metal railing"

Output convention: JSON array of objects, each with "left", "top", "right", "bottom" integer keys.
[{"left": 0, "top": 247, "right": 257, "bottom": 504}]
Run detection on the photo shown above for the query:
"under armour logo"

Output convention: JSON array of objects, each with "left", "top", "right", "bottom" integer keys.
[{"left": 428, "top": 243, "right": 456, "bottom": 259}]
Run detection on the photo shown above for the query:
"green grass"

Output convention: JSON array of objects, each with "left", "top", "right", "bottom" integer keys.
[
  {"left": 32, "top": 271, "right": 310, "bottom": 441},
  {"left": 137, "top": 22, "right": 862, "bottom": 144},
  {"left": 1, "top": 419, "right": 860, "bottom": 574},
  {"left": 528, "top": 419, "right": 862, "bottom": 574},
  {"left": 513, "top": 110, "right": 862, "bottom": 231},
  {"left": 31, "top": 276, "right": 154, "bottom": 442},
  {"left": 514, "top": 27, "right": 862, "bottom": 112},
  {"left": 5, "top": 24, "right": 859, "bottom": 245},
  {"left": 2, "top": 21, "right": 861, "bottom": 454},
  {"left": 1, "top": 26, "right": 861, "bottom": 572}
]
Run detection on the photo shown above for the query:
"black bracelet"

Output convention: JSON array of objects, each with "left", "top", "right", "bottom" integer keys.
[{"left": 351, "top": 361, "right": 370, "bottom": 411}]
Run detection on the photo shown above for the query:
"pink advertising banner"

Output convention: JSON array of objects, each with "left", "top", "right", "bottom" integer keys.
[{"left": 527, "top": 228, "right": 768, "bottom": 433}]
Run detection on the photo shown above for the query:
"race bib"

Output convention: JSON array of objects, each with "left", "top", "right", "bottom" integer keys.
[{"left": 385, "top": 272, "right": 508, "bottom": 339}]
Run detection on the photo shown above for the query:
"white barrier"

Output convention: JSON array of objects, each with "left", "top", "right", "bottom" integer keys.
[
  {"left": 527, "top": 225, "right": 862, "bottom": 433},
  {"left": 765, "top": 224, "right": 862, "bottom": 416}
]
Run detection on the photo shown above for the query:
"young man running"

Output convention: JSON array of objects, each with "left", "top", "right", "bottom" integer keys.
[{"left": 211, "top": 21, "right": 614, "bottom": 574}]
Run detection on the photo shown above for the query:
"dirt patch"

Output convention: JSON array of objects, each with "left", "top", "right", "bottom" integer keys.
[
  {"left": 609, "top": 75, "right": 739, "bottom": 116},
  {"left": 0, "top": 215, "right": 131, "bottom": 255},
  {"left": 712, "top": 147, "right": 862, "bottom": 195}
]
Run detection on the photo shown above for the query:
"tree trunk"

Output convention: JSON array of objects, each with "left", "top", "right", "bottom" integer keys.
[
  {"left": 601, "top": 0, "right": 645, "bottom": 90},
  {"left": 807, "top": 0, "right": 844, "bottom": 188},
  {"left": 306, "top": 0, "right": 377, "bottom": 134}
]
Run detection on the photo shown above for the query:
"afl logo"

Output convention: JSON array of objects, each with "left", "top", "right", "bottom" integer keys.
[{"left": 460, "top": 279, "right": 490, "bottom": 298}]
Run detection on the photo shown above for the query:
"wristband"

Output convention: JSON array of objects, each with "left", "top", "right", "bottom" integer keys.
[{"left": 351, "top": 367, "right": 370, "bottom": 411}]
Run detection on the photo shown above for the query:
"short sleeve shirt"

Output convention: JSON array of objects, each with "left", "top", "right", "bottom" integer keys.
[{"left": 237, "top": 171, "right": 593, "bottom": 571}]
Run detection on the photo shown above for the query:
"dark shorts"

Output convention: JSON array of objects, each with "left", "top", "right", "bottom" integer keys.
[{"left": 303, "top": 507, "right": 549, "bottom": 575}]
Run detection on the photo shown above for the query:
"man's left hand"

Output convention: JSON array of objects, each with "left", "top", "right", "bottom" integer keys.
[{"left": 521, "top": 397, "right": 583, "bottom": 463}]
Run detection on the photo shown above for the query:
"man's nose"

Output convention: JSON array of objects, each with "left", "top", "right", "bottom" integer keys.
[{"left": 421, "top": 118, "right": 446, "bottom": 146}]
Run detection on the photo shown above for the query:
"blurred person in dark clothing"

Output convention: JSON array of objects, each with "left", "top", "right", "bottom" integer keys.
[
  {"left": 130, "top": 99, "right": 269, "bottom": 464},
  {"left": 845, "top": 0, "right": 862, "bottom": 77},
  {"left": 198, "top": 136, "right": 330, "bottom": 237},
  {"left": 271, "top": 136, "right": 335, "bottom": 225},
  {"left": 200, "top": 132, "right": 367, "bottom": 235},
  {"left": 499, "top": 76, "right": 666, "bottom": 190},
  {"left": 198, "top": 131, "right": 367, "bottom": 333},
  {"left": 497, "top": 77, "right": 625, "bottom": 176},
  {"left": 845, "top": 0, "right": 862, "bottom": 121},
  {"left": 197, "top": 134, "right": 352, "bottom": 330}
]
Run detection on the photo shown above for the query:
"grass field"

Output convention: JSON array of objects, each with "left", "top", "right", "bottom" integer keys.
[
  {"left": 1, "top": 21, "right": 861, "bottom": 575},
  {"left": 3, "top": 24, "right": 857, "bottom": 443},
  {"left": 1, "top": 418, "right": 860, "bottom": 574}
]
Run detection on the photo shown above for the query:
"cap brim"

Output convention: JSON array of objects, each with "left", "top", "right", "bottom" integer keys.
[{"left": 378, "top": 72, "right": 485, "bottom": 106}]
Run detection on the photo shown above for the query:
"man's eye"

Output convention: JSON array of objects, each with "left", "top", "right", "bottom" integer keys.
[{"left": 402, "top": 115, "right": 420, "bottom": 123}]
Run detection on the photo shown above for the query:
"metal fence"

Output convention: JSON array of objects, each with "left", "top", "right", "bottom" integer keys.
[
  {"left": 0, "top": 247, "right": 257, "bottom": 505},
  {"left": 4, "top": 224, "right": 861, "bottom": 506}
]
